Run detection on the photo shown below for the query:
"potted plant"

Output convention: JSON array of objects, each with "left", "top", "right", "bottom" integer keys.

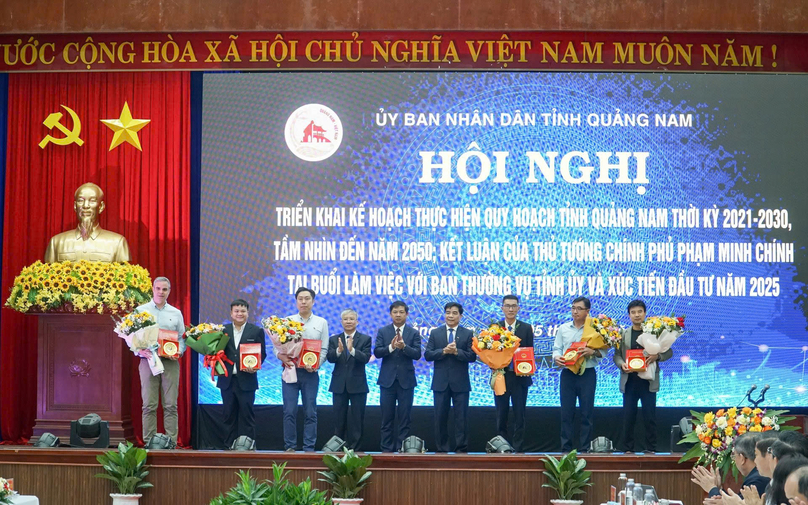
[
  {"left": 95, "top": 441, "right": 153, "bottom": 504},
  {"left": 318, "top": 449, "right": 373, "bottom": 504},
  {"left": 541, "top": 450, "right": 592, "bottom": 505},
  {"left": 211, "top": 466, "right": 330, "bottom": 505}
]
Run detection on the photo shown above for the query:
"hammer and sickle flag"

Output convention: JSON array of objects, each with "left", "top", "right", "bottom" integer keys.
[{"left": 38, "top": 105, "right": 84, "bottom": 149}]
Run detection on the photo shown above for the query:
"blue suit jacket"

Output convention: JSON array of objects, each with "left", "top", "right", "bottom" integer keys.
[
  {"left": 374, "top": 324, "right": 422, "bottom": 389},
  {"left": 424, "top": 325, "right": 476, "bottom": 392}
]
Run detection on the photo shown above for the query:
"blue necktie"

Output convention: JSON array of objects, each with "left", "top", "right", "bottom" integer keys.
[{"left": 448, "top": 328, "right": 454, "bottom": 344}]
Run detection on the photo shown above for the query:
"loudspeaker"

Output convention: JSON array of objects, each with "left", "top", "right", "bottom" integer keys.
[{"left": 670, "top": 425, "right": 693, "bottom": 454}]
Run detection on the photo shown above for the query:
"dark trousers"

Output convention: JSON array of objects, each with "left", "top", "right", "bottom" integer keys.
[
  {"left": 433, "top": 389, "right": 469, "bottom": 453},
  {"left": 379, "top": 379, "right": 414, "bottom": 452},
  {"left": 560, "top": 367, "right": 596, "bottom": 452},
  {"left": 220, "top": 385, "right": 256, "bottom": 448},
  {"left": 333, "top": 391, "right": 367, "bottom": 450},
  {"left": 622, "top": 373, "right": 657, "bottom": 451},
  {"left": 494, "top": 371, "right": 530, "bottom": 452},
  {"left": 282, "top": 369, "right": 319, "bottom": 451}
]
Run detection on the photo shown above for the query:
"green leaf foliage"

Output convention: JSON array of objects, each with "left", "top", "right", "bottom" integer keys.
[
  {"left": 210, "top": 466, "right": 332, "bottom": 505},
  {"left": 94, "top": 441, "right": 152, "bottom": 495},
  {"left": 318, "top": 449, "right": 373, "bottom": 499},
  {"left": 540, "top": 451, "right": 592, "bottom": 500}
]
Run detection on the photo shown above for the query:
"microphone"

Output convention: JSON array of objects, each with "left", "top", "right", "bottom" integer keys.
[
  {"left": 749, "top": 384, "right": 771, "bottom": 408},
  {"left": 737, "top": 384, "right": 757, "bottom": 407}
]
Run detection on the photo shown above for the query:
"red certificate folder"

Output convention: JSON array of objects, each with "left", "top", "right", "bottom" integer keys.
[
  {"left": 626, "top": 349, "right": 647, "bottom": 372},
  {"left": 157, "top": 329, "right": 179, "bottom": 358},
  {"left": 513, "top": 347, "right": 535, "bottom": 376},
  {"left": 563, "top": 341, "right": 586, "bottom": 366},
  {"left": 297, "top": 339, "right": 321, "bottom": 370},
  {"left": 239, "top": 343, "right": 262, "bottom": 371}
]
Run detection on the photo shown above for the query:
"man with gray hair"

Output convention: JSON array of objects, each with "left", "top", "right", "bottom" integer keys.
[
  {"left": 326, "top": 309, "right": 372, "bottom": 450},
  {"left": 692, "top": 432, "right": 769, "bottom": 499},
  {"left": 135, "top": 276, "right": 186, "bottom": 444}
]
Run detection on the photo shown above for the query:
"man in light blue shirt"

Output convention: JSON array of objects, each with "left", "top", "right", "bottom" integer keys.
[
  {"left": 277, "top": 286, "right": 329, "bottom": 451},
  {"left": 552, "top": 296, "right": 601, "bottom": 452},
  {"left": 136, "top": 276, "right": 185, "bottom": 444}
]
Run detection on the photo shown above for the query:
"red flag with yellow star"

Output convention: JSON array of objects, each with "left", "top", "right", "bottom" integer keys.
[{"left": 1, "top": 72, "right": 192, "bottom": 446}]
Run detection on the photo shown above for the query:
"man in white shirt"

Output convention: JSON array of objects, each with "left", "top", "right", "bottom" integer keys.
[
  {"left": 278, "top": 287, "right": 329, "bottom": 452},
  {"left": 136, "top": 276, "right": 185, "bottom": 444},
  {"left": 552, "top": 296, "right": 601, "bottom": 452}
]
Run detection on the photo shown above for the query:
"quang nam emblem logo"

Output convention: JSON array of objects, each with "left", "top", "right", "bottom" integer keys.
[{"left": 285, "top": 104, "right": 343, "bottom": 162}]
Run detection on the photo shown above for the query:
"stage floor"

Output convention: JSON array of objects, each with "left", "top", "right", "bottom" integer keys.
[{"left": 0, "top": 447, "right": 704, "bottom": 505}]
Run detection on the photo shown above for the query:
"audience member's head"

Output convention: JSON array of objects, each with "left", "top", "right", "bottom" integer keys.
[
  {"left": 777, "top": 431, "right": 808, "bottom": 458},
  {"left": 732, "top": 433, "right": 762, "bottom": 476},
  {"left": 770, "top": 455, "right": 808, "bottom": 505},
  {"left": 756, "top": 432, "right": 782, "bottom": 478},
  {"left": 772, "top": 440, "right": 801, "bottom": 466},
  {"left": 785, "top": 466, "right": 808, "bottom": 504}
]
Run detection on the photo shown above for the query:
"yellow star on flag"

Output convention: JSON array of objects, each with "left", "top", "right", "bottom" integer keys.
[{"left": 101, "top": 102, "right": 150, "bottom": 151}]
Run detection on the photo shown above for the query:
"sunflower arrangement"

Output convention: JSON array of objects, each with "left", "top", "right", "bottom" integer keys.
[
  {"left": 114, "top": 311, "right": 156, "bottom": 336},
  {"left": 475, "top": 324, "right": 519, "bottom": 351},
  {"left": 473, "top": 324, "right": 522, "bottom": 396},
  {"left": 261, "top": 316, "right": 304, "bottom": 344},
  {"left": 185, "top": 322, "right": 225, "bottom": 340},
  {"left": 642, "top": 315, "right": 685, "bottom": 336},
  {"left": 590, "top": 314, "right": 622, "bottom": 348},
  {"left": 5, "top": 260, "right": 152, "bottom": 314},
  {"left": 679, "top": 407, "right": 797, "bottom": 478}
]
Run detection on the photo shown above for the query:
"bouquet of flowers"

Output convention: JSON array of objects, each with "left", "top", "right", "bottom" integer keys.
[
  {"left": 6, "top": 260, "right": 152, "bottom": 314},
  {"left": 636, "top": 315, "right": 685, "bottom": 380},
  {"left": 113, "top": 311, "right": 163, "bottom": 376},
  {"left": 262, "top": 316, "right": 305, "bottom": 384},
  {"left": 0, "top": 478, "right": 13, "bottom": 505},
  {"left": 679, "top": 407, "right": 797, "bottom": 479},
  {"left": 472, "top": 324, "right": 521, "bottom": 395},
  {"left": 184, "top": 323, "right": 231, "bottom": 380},
  {"left": 590, "top": 314, "right": 623, "bottom": 349}
]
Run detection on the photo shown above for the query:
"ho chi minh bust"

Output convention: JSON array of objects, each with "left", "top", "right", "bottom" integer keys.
[{"left": 44, "top": 182, "right": 131, "bottom": 263}]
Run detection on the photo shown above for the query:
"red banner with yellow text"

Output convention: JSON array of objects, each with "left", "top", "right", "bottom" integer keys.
[{"left": 1, "top": 31, "right": 806, "bottom": 73}]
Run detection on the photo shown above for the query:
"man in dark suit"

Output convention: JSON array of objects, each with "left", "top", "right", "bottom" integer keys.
[
  {"left": 425, "top": 302, "right": 476, "bottom": 453},
  {"left": 494, "top": 294, "right": 535, "bottom": 453},
  {"left": 326, "top": 309, "right": 372, "bottom": 450},
  {"left": 692, "top": 433, "right": 769, "bottom": 500},
  {"left": 216, "top": 299, "right": 267, "bottom": 448},
  {"left": 374, "top": 300, "right": 422, "bottom": 452}
]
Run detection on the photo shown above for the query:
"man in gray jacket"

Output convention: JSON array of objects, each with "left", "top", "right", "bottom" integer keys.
[{"left": 613, "top": 299, "right": 673, "bottom": 453}]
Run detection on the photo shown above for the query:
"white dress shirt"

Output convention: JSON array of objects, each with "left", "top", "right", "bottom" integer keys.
[{"left": 232, "top": 323, "right": 245, "bottom": 374}]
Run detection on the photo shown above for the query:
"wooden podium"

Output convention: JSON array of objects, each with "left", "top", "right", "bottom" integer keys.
[{"left": 33, "top": 314, "right": 134, "bottom": 445}]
